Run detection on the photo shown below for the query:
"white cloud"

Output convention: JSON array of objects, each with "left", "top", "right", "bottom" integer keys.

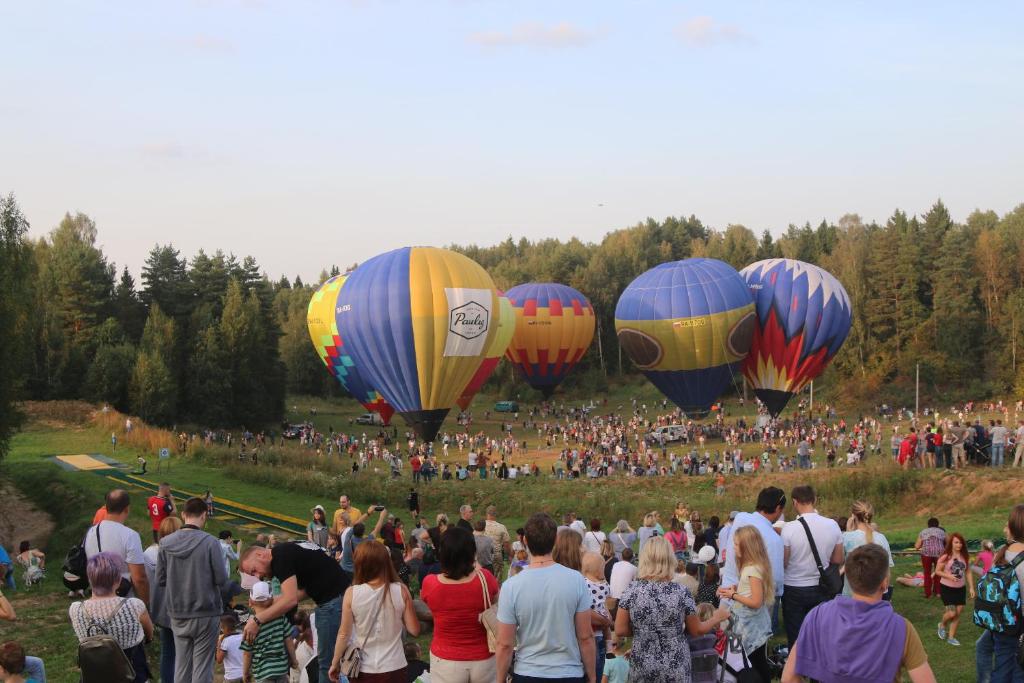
[
  {"left": 469, "top": 22, "right": 598, "bottom": 49},
  {"left": 675, "top": 16, "right": 754, "bottom": 47},
  {"left": 184, "top": 34, "right": 235, "bottom": 54}
]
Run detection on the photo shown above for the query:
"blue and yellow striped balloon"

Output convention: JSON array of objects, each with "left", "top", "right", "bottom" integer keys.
[
  {"left": 615, "top": 258, "right": 755, "bottom": 417},
  {"left": 335, "top": 247, "right": 499, "bottom": 442}
]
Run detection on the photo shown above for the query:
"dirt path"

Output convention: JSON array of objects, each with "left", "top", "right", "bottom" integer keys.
[{"left": 0, "top": 483, "right": 56, "bottom": 554}]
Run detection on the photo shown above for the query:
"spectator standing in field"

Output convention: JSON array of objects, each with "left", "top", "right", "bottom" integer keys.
[
  {"left": 144, "top": 516, "right": 182, "bottom": 683},
  {"left": 420, "top": 527, "right": 499, "bottom": 682},
  {"left": 146, "top": 482, "right": 177, "bottom": 544},
  {"left": 83, "top": 489, "right": 150, "bottom": 607},
  {"left": 473, "top": 520, "right": 495, "bottom": 575},
  {"left": 217, "top": 613, "right": 244, "bottom": 683},
  {"left": 721, "top": 488, "right": 786, "bottom": 631},
  {"left": 240, "top": 535, "right": 350, "bottom": 683},
  {"left": 615, "top": 537, "right": 730, "bottom": 683},
  {"left": 934, "top": 532, "right": 975, "bottom": 647},
  {"left": 637, "top": 513, "right": 659, "bottom": 553},
  {"left": 307, "top": 505, "right": 330, "bottom": 548},
  {"left": 990, "top": 419, "right": 1008, "bottom": 467},
  {"left": 1014, "top": 420, "right": 1024, "bottom": 467},
  {"left": 974, "top": 504, "right": 1024, "bottom": 683},
  {"left": 159, "top": 497, "right": 229, "bottom": 683},
  {"left": 780, "top": 485, "right": 844, "bottom": 647},
  {"left": 608, "top": 520, "right": 636, "bottom": 561},
  {"left": 782, "top": 544, "right": 935, "bottom": 683},
  {"left": 719, "top": 526, "right": 775, "bottom": 681},
  {"left": 914, "top": 518, "right": 946, "bottom": 599},
  {"left": 456, "top": 505, "right": 475, "bottom": 532},
  {"left": 333, "top": 495, "right": 366, "bottom": 536},
  {"left": 70, "top": 553, "right": 154, "bottom": 682},
  {"left": 582, "top": 519, "right": 607, "bottom": 556},
  {"left": 328, "top": 541, "right": 421, "bottom": 682},
  {"left": 483, "top": 506, "right": 511, "bottom": 582},
  {"left": 842, "top": 500, "right": 894, "bottom": 598},
  {"left": 495, "top": 512, "right": 596, "bottom": 683},
  {"left": 241, "top": 581, "right": 297, "bottom": 683}
]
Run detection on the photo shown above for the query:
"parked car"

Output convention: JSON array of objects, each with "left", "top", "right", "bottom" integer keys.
[
  {"left": 355, "top": 412, "right": 383, "bottom": 425},
  {"left": 493, "top": 401, "right": 519, "bottom": 413},
  {"left": 648, "top": 424, "right": 687, "bottom": 444}
]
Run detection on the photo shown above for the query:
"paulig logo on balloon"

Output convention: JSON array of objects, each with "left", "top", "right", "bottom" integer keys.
[{"left": 449, "top": 301, "right": 489, "bottom": 340}]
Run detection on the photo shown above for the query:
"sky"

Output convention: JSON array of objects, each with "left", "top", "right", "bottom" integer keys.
[{"left": 2, "top": 1, "right": 1023, "bottom": 282}]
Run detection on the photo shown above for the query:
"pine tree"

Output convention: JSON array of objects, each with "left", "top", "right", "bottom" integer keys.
[
  {"left": 933, "top": 226, "right": 982, "bottom": 369},
  {"left": 113, "top": 267, "right": 147, "bottom": 343},
  {"left": 141, "top": 245, "right": 192, "bottom": 318},
  {"left": 0, "top": 194, "right": 31, "bottom": 461},
  {"left": 129, "top": 304, "right": 179, "bottom": 424}
]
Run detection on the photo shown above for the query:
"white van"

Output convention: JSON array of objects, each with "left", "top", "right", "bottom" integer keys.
[{"left": 648, "top": 425, "right": 687, "bottom": 443}]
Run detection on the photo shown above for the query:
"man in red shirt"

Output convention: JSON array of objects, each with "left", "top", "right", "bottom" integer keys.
[{"left": 147, "top": 482, "right": 177, "bottom": 543}]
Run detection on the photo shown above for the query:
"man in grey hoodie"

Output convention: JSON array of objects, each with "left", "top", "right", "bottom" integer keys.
[{"left": 158, "top": 496, "right": 228, "bottom": 683}]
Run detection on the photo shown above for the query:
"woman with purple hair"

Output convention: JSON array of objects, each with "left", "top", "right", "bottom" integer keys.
[{"left": 69, "top": 552, "right": 153, "bottom": 682}]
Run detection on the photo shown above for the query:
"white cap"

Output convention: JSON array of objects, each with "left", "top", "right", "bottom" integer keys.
[
  {"left": 697, "top": 545, "right": 717, "bottom": 564},
  {"left": 250, "top": 581, "right": 272, "bottom": 602}
]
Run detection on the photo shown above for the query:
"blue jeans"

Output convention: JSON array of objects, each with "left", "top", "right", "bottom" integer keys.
[
  {"left": 512, "top": 676, "right": 585, "bottom": 683},
  {"left": 159, "top": 625, "right": 176, "bottom": 683},
  {"left": 977, "top": 629, "right": 1024, "bottom": 683},
  {"left": 316, "top": 594, "right": 343, "bottom": 683},
  {"left": 595, "top": 635, "right": 606, "bottom": 683},
  {"left": 799, "top": 455, "right": 811, "bottom": 469},
  {"left": 991, "top": 444, "right": 1005, "bottom": 467},
  {"left": 25, "top": 656, "right": 45, "bottom": 682}
]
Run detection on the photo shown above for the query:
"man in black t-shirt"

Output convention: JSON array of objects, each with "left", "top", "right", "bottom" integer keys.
[{"left": 240, "top": 541, "right": 347, "bottom": 683}]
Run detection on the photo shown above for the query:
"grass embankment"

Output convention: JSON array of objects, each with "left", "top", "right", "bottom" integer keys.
[{"left": 4, "top": 399, "right": 1021, "bottom": 681}]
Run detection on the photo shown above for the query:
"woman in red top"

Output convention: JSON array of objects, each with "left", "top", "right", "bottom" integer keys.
[{"left": 420, "top": 527, "right": 498, "bottom": 682}]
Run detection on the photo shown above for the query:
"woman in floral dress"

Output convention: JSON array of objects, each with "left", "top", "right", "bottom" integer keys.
[{"left": 615, "top": 537, "right": 729, "bottom": 683}]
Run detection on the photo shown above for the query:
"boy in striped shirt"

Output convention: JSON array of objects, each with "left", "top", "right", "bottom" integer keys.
[{"left": 241, "top": 581, "right": 297, "bottom": 683}]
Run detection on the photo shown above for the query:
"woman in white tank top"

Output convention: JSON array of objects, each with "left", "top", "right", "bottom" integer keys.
[{"left": 330, "top": 539, "right": 420, "bottom": 682}]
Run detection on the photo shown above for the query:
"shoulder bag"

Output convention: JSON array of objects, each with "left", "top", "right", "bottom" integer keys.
[
  {"left": 337, "top": 584, "right": 389, "bottom": 678},
  {"left": 798, "top": 517, "right": 843, "bottom": 600},
  {"left": 478, "top": 570, "right": 500, "bottom": 653}
]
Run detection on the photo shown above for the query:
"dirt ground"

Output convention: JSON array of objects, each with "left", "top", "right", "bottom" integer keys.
[{"left": 0, "top": 483, "right": 56, "bottom": 558}]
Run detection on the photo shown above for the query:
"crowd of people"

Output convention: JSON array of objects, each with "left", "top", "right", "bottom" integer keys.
[{"left": 1, "top": 471, "right": 1021, "bottom": 683}]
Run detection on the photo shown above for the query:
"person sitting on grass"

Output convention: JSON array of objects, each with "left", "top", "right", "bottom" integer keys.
[
  {"left": 781, "top": 544, "right": 936, "bottom": 683},
  {"left": 241, "top": 581, "right": 298, "bottom": 683}
]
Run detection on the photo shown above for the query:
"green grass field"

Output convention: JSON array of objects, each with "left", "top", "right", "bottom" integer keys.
[{"left": 1, "top": 394, "right": 1020, "bottom": 681}]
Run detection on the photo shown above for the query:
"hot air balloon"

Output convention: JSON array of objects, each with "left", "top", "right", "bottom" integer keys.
[
  {"left": 739, "top": 258, "right": 852, "bottom": 417},
  {"left": 504, "top": 283, "right": 596, "bottom": 399},
  {"left": 615, "top": 258, "right": 755, "bottom": 418},
  {"left": 335, "top": 247, "right": 499, "bottom": 442},
  {"left": 455, "top": 293, "right": 514, "bottom": 412},
  {"left": 306, "top": 274, "right": 395, "bottom": 425}
]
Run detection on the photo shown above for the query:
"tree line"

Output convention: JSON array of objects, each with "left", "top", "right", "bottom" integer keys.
[{"left": 1, "top": 191, "right": 1023, "bottom": 462}]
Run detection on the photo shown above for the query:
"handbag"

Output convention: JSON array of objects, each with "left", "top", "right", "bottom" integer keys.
[
  {"left": 798, "top": 517, "right": 843, "bottom": 600},
  {"left": 477, "top": 570, "right": 500, "bottom": 653},
  {"left": 719, "top": 626, "right": 762, "bottom": 683},
  {"left": 337, "top": 585, "right": 389, "bottom": 678}
]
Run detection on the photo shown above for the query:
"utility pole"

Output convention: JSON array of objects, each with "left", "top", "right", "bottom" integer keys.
[
  {"left": 809, "top": 380, "right": 814, "bottom": 412},
  {"left": 595, "top": 314, "right": 606, "bottom": 376},
  {"left": 915, "top": 362, "right": 920, "bottom": 416}
]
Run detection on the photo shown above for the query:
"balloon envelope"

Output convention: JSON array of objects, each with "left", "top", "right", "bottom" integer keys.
[
  {"left": 615, "top": 258, "right": 755, "bottom": 418},
  {"left": 335, "top": 247, "right": 499, "bottom": 441},
  {"left": 306, "top": 274, "right": 394, "bottom": 425},
  {"left": 456, "top": 294, "right": 514, "bottom": 412},
  {"left": 739, "top": 258, "right": 852, "bottom": 417},
  {"left": 504, "top": 283, "right": 595, "bottom": 399}
]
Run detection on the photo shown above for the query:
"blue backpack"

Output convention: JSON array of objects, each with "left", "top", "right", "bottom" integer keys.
[{"left": 973, "top": 553, "right": 1024, "bottom": 634}]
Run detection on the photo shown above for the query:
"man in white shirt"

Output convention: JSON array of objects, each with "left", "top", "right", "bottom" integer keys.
[
  {"left": 608, "top": 547, "right": 638, "bottom": 610},
  {"left": 780, "top": 485, "right": 844, "bottom": 647},
  {"left": 83, "top": 489, "right": 149, "bottom": 606},
  {"left": 989, "top": 419, "right": 1008, "bottom": 467}
]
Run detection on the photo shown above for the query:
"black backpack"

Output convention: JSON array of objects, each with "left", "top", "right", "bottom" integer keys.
[
  {"left": 75, "top": 598, "right": 136, "bottom": 683},
  {"left": 63, "top": 528, "right": 91, "bottom": 591}
]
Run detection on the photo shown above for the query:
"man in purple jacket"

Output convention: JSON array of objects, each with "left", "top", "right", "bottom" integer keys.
[{"left": 782, "top": 544, "right": 936, "bottom": 683}]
